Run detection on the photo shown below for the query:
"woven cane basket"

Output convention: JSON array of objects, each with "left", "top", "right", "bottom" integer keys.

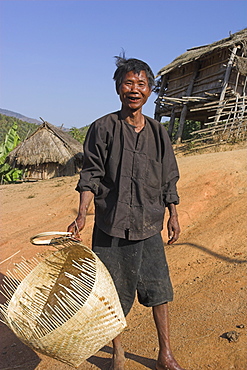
[{"left": 0, "top": 232, "right": 126, "bottom": 368}]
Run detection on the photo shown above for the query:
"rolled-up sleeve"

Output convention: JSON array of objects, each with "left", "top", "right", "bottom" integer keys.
[
  {"left": 163, "top": 173, "right": 180, "bottom": 206},
  {"left": 76, "top": 122, "right": 107, "bottom": 195}
]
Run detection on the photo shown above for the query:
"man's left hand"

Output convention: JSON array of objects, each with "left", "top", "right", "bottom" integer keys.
[{"left": 167, "top": 214, "right": 180, "bottom": 245}]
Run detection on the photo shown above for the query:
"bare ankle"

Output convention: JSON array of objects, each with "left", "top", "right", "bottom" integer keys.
[
  {"left": 156, "top": 349, "right": 186, "bottom": 370},
  {"left": 110, "top": 346, "right": 125, "bottom": 370}
]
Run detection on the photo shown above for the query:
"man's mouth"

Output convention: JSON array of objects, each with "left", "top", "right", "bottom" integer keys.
[{"left": 128, "top": 96, "right": 140, "bottom": 102}]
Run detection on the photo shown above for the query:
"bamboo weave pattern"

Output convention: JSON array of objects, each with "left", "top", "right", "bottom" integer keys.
[{"left": 0, "top": 237, "right": 126, "bottom": 368}]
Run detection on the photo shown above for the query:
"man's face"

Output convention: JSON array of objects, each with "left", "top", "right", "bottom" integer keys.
[{"left": 118, "top": 70, "right": 152, "bottom": 111}]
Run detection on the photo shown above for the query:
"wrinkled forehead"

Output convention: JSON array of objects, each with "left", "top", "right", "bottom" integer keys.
[{"left": 122, "top": 70, "right": 149, "bottom": 81}]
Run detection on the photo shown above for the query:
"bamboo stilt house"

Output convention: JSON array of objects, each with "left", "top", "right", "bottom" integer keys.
[
  {"left": 7, "top": 121, "right": 83, "bottom": 180},
  {"left": 154, "top": 28, "right": 247, "bottom": 143}
]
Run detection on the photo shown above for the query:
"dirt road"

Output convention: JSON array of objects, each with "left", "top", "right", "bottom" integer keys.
[{"left": 0, "top": 148, "right": 246, "bottom": 370}]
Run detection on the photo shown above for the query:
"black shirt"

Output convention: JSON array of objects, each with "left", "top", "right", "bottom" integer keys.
[{"left": 76, "top": 111, "right": 179, "bottom": 240}]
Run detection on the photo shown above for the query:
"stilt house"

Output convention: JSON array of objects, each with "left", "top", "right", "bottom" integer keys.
[
  {"left": 7, "top": 121, "right": 83, "bottom": 179},
  {"left": 154, "top": 28, "right": 247, "bottom": 143}
]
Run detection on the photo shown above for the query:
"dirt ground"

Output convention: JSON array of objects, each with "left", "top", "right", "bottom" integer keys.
[{"left": 0, "top": 146, "right": 246, "bottom": 370}]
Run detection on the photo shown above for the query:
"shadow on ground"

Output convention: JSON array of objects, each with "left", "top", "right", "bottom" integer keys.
[{"left": 87, "top": 345, "right": 156, "bottom": 369}]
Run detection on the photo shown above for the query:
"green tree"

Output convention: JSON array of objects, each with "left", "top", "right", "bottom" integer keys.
[
  {"left": 0, "top": 114, "right": 37, "bottom": 143},
  {"left": 69, "top": 127, "right": 85, "bottom": 143},
  {"left": 69, "top": 125, "right": 90, "bottom": 144},
  {"left": 162, "top": 119, "right": 201, "bottom": 143},
  {"left": 0, "top": 122, "right": 23, "bottom": 183}
]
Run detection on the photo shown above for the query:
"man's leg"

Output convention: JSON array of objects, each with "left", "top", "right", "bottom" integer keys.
[
  {"left": 92, "top": 227, "right": 144, "bottom": 370},
  {"left": 110, "top": 334, "right": 125, "bottom": 370},
  {"left": 153, "top": 303, "right": 186, "bottom": 370}
]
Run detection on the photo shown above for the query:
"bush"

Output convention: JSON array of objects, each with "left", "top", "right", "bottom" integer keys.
[{"left": 0, "top": 122, "right": 23, "bottom": 183}]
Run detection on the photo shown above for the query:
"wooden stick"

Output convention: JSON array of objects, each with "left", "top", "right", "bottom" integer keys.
[
  {"left": 215, "top": 46, "right": 239, "bottom": 125},
  {"left": 176, "top": 61, "right": 200, "bottom": 143},
  {"left": 0, "top": 250, "right": 21, "bottom": 265},
  {"left": 159, "top": 96, "right": 184, "bottom": 103}
]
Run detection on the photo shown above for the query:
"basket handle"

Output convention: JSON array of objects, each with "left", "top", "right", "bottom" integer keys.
[{"left": 30, "top": 232, "right": 73, "bottom": 245}]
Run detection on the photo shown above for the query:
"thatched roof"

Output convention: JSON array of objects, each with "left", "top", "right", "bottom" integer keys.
[
  {"left": 156, "top": 28, "right": 247, "bottom": 77},
  {"left": 8, "top": 122, "right": 83, "bottom": 166}
]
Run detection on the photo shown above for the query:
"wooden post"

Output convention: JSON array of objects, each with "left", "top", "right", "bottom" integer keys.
[
  {"left": 154, "top": 75, "right": 168, "bottom": 122},
  {"left": 175, "top": 61, "right": 200, "bottom": 144},
  {"left": 175, "top": 105, "right": 188, "bottom": 143},
  {"left": 168, "top": 108, "right": 176, "bottom": 138}
]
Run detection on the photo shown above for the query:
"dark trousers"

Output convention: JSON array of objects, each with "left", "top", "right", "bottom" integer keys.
[{"left": 92, "top": 225, "right": 173, "bottom": 316}]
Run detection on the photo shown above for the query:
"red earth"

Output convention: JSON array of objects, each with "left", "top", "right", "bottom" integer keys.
[{"left": 0, "top": 146, "right": 246, "bottom": 370}]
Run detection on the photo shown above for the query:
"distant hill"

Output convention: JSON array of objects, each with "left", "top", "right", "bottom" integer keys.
[
  {"left": 0, "top": 113, "right": 39, "bottom": 143},
  {"left": 0, "top": 108, "right": 42, "bottom": 125},
  {"left": 0, "top": 108, "right": 89, "bottom": 144}
]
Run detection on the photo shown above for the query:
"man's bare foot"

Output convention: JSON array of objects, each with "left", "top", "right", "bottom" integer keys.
[
  {"left": 156, "top": 351, "right": 186, "bottom": 370},
  {"left": 109, "top": 346, "right": 125, "bottom": 370}
]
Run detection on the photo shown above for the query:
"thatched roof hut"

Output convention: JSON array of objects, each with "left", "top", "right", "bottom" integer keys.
[
  {"left": 8, "top": 121, "right": 83, "bottom": 179},
  {"left": 155, "top": 28, "right": 247, "bottom": 143}
]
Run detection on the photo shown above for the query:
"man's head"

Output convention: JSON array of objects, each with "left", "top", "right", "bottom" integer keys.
[{"left": 113, "top": 55, "right": 155, "bottom": 94}]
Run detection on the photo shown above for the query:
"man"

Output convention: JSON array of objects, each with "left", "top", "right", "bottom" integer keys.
[{"left": 68, "top": 56, "right": 186, "bottom": 370}]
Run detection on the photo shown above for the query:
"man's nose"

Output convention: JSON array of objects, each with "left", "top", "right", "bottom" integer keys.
[{"left": 130, "top": 83, "right": 139, "bottom": 92}]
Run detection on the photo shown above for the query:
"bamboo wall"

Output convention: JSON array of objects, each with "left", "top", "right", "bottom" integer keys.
[
  {"left": 23, "top": 161, "right": 79, "bottom": 180},
  {"left": 155, "top": 47, "right": 246, "bottom": 119},
  {"left": 155, "top": 41, "right": 247, "bottom": 145}
]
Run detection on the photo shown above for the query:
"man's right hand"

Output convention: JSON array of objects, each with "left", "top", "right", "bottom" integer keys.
[
  {"left": 67, "top": 190, "right": 94, "bottom": 240},
  {"left": 67, "top": 215, "right": 86, "bottom": 240}
]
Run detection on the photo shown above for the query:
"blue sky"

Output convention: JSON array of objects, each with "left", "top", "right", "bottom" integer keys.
[{"left": 1, "top": 0, "right": 246, "bottom": 128}]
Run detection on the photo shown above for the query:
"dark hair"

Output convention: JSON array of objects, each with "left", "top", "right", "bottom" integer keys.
[{"left": 113, "top": 54, "right": 155, "bottom": 93}]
